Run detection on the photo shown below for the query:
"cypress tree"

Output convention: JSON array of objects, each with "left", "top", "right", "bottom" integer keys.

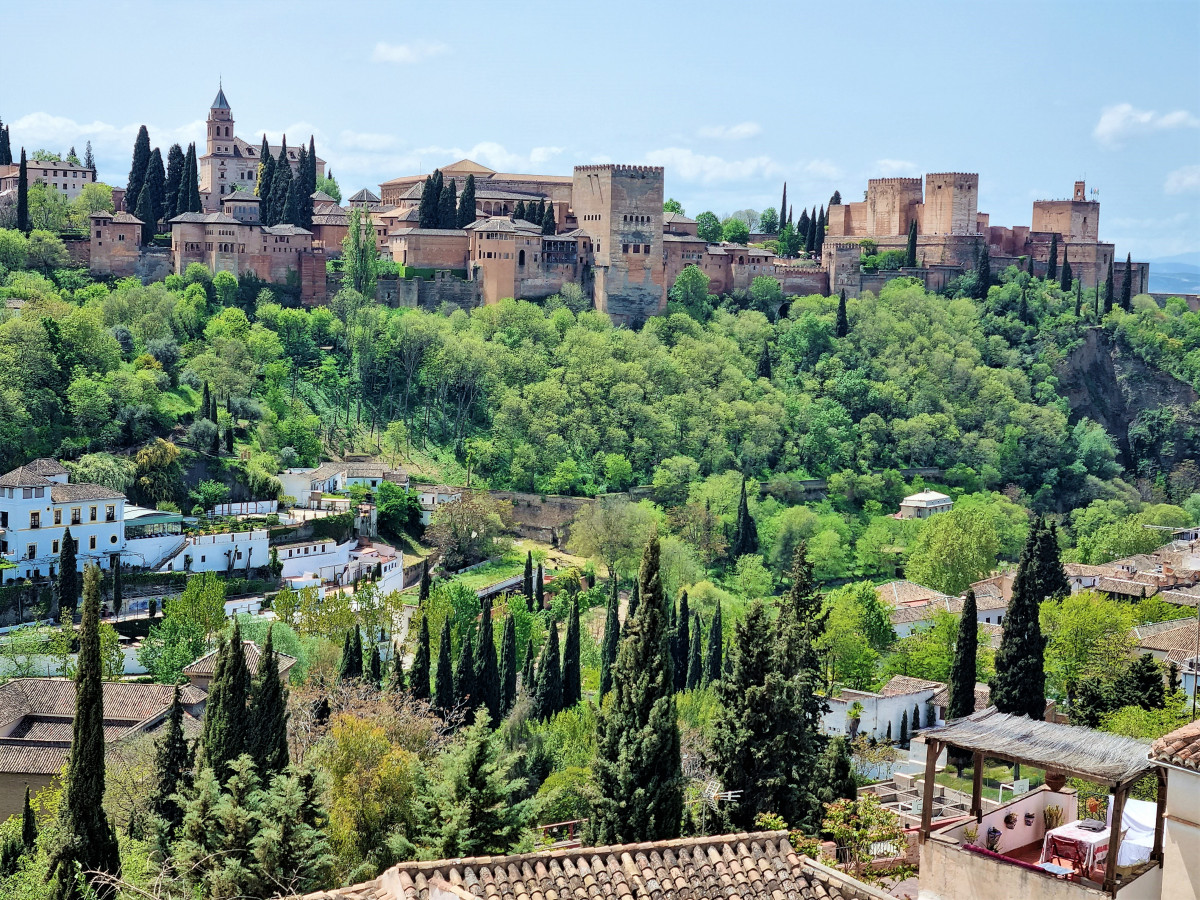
[
  {"left": 181, "top": 143, "right": 201, "bottom": 213},
  {"left": 600, "top": 578, "right": 620, "bottom": 697},
  {"left": 418, "top": 174, "right": 435, "bottom": 228},
  {"left": 523, "top": 551, "right": 533, "bottom": 611},
  {"left": 623, "top": 578, "right": 640, "bottom": 636},
  {"left": 352, "top": 624, "right": 365, "bottom": 678},
  {"left": 731, "top": 478, "right": 758, "bottom": 558},
  {"left": 948, "top": 590, "right": 979, "bottom": 720},
  {"left": 756, "top": 342, "right": 772, "bottom": 379},
  {"left": 150, "top": 685, "right": 194, "bottom": 840},
  {"left": 224, "top": 424, "right": 234, "bottom": 455},
  {"left": 835, "top": 289, "right": 849, "bottom": 337},
  {"left": 816, "top": 205, "right": 826, "bottom": 255},
  {"left": 1060, "top": 257, "right": 1072, "bottom": 292},
  {"left": 1027, "top": 254, "right": 1036, "bottom": 276},
  {"left": 913, "top": 702, "right": 921, "bottom": 730},
  {"left": 991, "top": 521, "right": 1048, "bottom": 719},
  {"left": 0, "top": 120, "right": 10, "bottom": 166},
  {"left": 269, "top": 141, "right": 293, "bottom": 226},
  {"left": 541, "top": 201, "right": 555, "bottom": 235},
  {"left": 703, "top": 600, "right": 722, "bottom": 685},
  {"left": 21, "top": 785, "right": 36, "bottom": 849},
  {"left": 672, "top": 591, "right": 690, "bottom": 692},
  {"left": 201, "top": 381, "right": 211, "bottom": 422},
  {"left": 473, "top": 596, "right": 501, "bottom": 722},
  {"left": 136, "top": 147, "right": 165, "bottom": 243},
  {"left": 256, "top": 136, "right": 275, "bottom": 222},
  {"left": 16, "top": 148, "right": 28, "bottom": 233},
  {"left": 521, "top": 635, "right": 536, "bottom": 694},
  {"left": 806, "top": 206, "right": 817, "bottom": 253},
  {"left": 57, "top": 527, "right": 78, "bottom": 616},
  {"left": 434, "top": 620, "right": 454, "bottom": 715},
  {"left": 111, "top": 556, "right": 123, "bottom": 618},
  {"left": 454, "top": 629, "right": 476, "bottom": 711},
  {"left": 390, "top": 647, "right": 407, "bottom": 691},
  {"left": 306, "top": 136, "right": 318, "bottom": 201},
  {"left": 1075, "top": 278, "right": 1083, "bottom": 318},
  {"left": 48, "top": 564, "right": 120, "bottom": 900},
  {"left": 1034, "top": 520, "right": 1070, "bottom": 603},
  {"left": 1120, "top": 252, "right": 1133, "bottom": 310},
  {"left": 535, "top": 563, "right": 545, "bottom": 611},
  {"left": 437, "top": 179, "right": 456, "bottom": 229},
  {"left": 562, "top": 598, "right": 581, "bottom": 709},
  {"left": 686, "top": 612, "right": 703, "bottom": 690},
  {"left": 780, "top": 183, "right": 787, "bottom": 230},
  {"left": 533, "top": 621, "right": 561, "bottom": 721},
  {"left": 419, "top": 559, "right": 431, "bottom": 605},
  {"left": 294, "top": 144, "right": 309, "bottom": 224},
  {"left": 368, "top": 645, "right": 382, "bottom": 687},
  {"left": 899, "top": 710, "right": 909, "bottom": 747},
  {"left": 974, "top": 241, "right": 991, "bottom": 299},
  {"left": 514, "top": 200, "right": 526, "bottom": 222},
  {"left": 1104, "top": 257, "right": 1115, "bottom": 313},
  {"left": 201, "top": 620, "right": 251, "bottom": 777},
  {"left": 797, "top": 208, "right": 810, "bottom": 246},
  {"left": 410, "top": 614, "right": 431, "bottom": 700},
  {"left": 126, "top": 125, "right": 151, "bottom": 216},
  {"left": 816, "top": 736, "right": 857, "bottom": 805},
  {"left": 499, "top": 614, "right": 517, "bottom": 716},
  {"left": 338, "top": 630, "right": 355, "bottom": 680},
  {"left": 592, "top": 535, "right": 683, "bottom": 843},
  {"left": 904, "top": 218, "right": 918, "bottom": 267},
  {"left": 246, "top": 624, "right": 290, "bottom": 779},
  {"left": 829, "top": 189, "right": 842, "bottom": 206},
  {"left": 457, "top": 173, "right": 476, "bottom": 227},
  {"left": 1047, "top": 233, "right": 1059, "bottom": 281},
  {"left": 163, "top": 143, "right": 185, "bottom": 221}
]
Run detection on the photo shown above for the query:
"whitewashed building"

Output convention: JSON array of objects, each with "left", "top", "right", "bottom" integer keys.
[{"left": 897, "top": 490, "right": 953, "bottom": 519}]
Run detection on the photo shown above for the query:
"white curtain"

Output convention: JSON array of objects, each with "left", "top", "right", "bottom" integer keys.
[{"left": 1106, "top": 796, "right": 1156, "bottom": 867}]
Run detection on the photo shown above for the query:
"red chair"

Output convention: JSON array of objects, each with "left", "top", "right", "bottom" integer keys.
[{"left": 1048, "top": 836, "right": 1085, "bottom": 876}]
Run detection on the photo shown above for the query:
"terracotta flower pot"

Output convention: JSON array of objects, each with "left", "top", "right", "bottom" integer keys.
[{"left": 1045, "top": 771, "right": 1067, "bottom": 792}]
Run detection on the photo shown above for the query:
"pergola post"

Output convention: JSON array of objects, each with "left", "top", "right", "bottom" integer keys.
[
  {"left": 1152, "top": 767, "right": 1167, "bottom": 864},
  {"left": 1104, "top": 785, "right": 1128, "bottom": 893},
  {"left": 920, "top": 738, "right": 940, "bottom": 844},
  {"left": 971, "top": 750, "right": 984, "bottom": 821}
]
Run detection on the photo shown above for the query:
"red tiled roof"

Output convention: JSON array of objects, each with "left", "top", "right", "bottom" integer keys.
[
  {"left": 183, "top": 641, "right": 296, "bottom": 678},
  {"left": 880, "top": 675, "right": 943, "bottom": 697},
  {"left": 1151, "top": 720, "right": 1200, "bottom": 769}
]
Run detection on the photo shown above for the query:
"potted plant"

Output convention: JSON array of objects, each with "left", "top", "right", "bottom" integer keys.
[
  {"left": 1004, "top": 811, "right": 1018, "bottom": 829},
  {"left": 962, "top": 825, "right": 979, "bottom": 846},
  {"left": 1044, "top": 805, "right": 1064, "bottom": 830},
  {"left": 1024, "top": 812, "right": 1036, "bottom": 827},
  {"left": 985, "top": 827, "right": 1003, "bottom": 852}
]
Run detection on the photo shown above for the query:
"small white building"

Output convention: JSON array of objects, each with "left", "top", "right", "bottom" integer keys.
[
  {"left": 417, "top": 485, "right": 462, "bottom": 525},
  {"left": 281, "top": 462, "right": 408, "bottom": 509},
  {"left": 823, "top": 675, "right": 943, "bottom": 742},
  {"left": 897, "top": 490, "right": 953, "bottom": 519},
  {"left": 161, "top": 529, "right": 269, "bottom": 575},
  {"left": 275, "top": 537, "right": 352, "bottom": 581}
]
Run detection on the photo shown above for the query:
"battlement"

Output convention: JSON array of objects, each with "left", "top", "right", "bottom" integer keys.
[
  {"left": 574, "top": 164, "right": 664, "bottom": 176},
  {"left": 867, "top": 177, "right": 922, "bottom": 186},
  {"left": 925, "top": 172, "right": 979, "bottom": 179}
]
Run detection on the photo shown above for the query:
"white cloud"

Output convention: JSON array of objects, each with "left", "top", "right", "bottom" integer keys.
[
  {"left": 697, "top": 122, "right": 762, "bottom": 140},
  {"left": 642, "top": 147, "right": 782, "bottom": 184},
  {"left": 338, "top": 130, "right": 402, "bottom": 153},
  {"left": 1094, "top": 103, "right": 1200, "bottom": 148},
  {"left": 875, "top": 158, "right": 919, "bottom": 176},
  {"left": 803, "top": 159, "right": 841, "bottom": 180},
  {"left": 1165, "top": 164, "right": 1200, "bottom": 195},
  {"left": 371, "top": 40, "right": 448, "bottom": 65}
]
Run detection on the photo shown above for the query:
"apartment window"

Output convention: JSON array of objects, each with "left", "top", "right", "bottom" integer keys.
[
  {"left": 22, "top": 488, "right": 32, "bottom": 499},
  {"left": 106, "top": 505, "right": 116, "bottom": 522},
  {"left": 90, "top": 506, "right": 97, "bottom": 522},
  {"left": 53, "top": 540, "right": 60, "bottom": 554},
  {"left": 71, "top": 508, "right": 81, "bottom": 525},
  {"left": 89, "top": 535, "right": 97, "bottom": 550},
  {"left": 644, "top": 244, "right": 651, "bottom": 254},
  {"left": 26, "top": 544, "right": 36, "bottom": 560},
  {"left": 54, "top": 509, "right": 61, "bottom": 525},
  {"left": 29, "top": 512, "right": 40, "bottom": 529},
  {"left": 117, "top": 234, "right": 124, "bottom": 242}
]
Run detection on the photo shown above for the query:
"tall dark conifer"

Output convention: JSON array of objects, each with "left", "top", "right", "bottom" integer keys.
[
  {"left": 418, "top": 174, "right": 436, "bottom": 228},
  {"left": 136, "top": 147, "right": 165, "bottom": 242},
  {"left": 703, "top": 601, "right": 722, "bottom": 685},
  {"left": 57, "top": 527, "right": 78, "bottom": 616},
  {"left": 150, "top": 686, "right": 194, "bottom": 840},
  {"left": 535, "top": 563, "right": 545, "bottom": 611},
  {"left": 541, "top": 201, "right": 555, "bottom": 235},
  {"left": 16, "top": 148, "right": 28, "bottom": 233},
  {"left": 835, "top": 289, "right": 849, "bottom": 337},
  {"left": 48, "top": 565, "right": 120, "bottom": 900},
  {"left": 523, "top": 551, "right": 534, "bottom": 611},
  {"left": 181, "top": 143, "right": 201, "bottom": 213},
  {"left": 686, "top": 613, "right": 703, "bottom": 690},
  {"left": 419, "top": 559, "right": 431, "bottom": 605},
  {"left": 1104, "top": 258, "right": 1115, "bottom": 313},
  {"left": 904, "top": 219, "right": 918, "bottom": 267},
  {"left": 499, "top": 614, "right": 517, "bottom": 716},
  {"left": 269, "top": 140, "right": 293, "bottom": 225},
  {"left": 592, "top": 535, "right": 683, "bottom": 843},
  {"left": 672, "top": 591, "right": 690, "bottom": 692},
  {"left": 201, "top": 620, "right": 251, "bottom": 778},
  {"left": 294, "top": 144, "right": 310, "bottom": 225},
  {"left": 521, "top": 635, "right": 536, "bottom": 695},
  {"left": 0, "top": 120, "right": 11, "bottom": 166},
  {"left": 352, "top": 624, "right": 365, "bottom": 678},
  {"left": 815, "top": 205, "right": 826, "bottom": 255},
  {"left": 410, "top": 615, "right": 431, "bottom": 700},
  {"left": 756, "top": 342, "right": 772, "bottom": 379},
  {"left": 438, "top": 179, "right": 456, "bottom": 229},
  {"left": 780, "top": 183, "right": 787, "bottom": 231},
  {"left": 434, "top": 620, "right": 455, "bottom": 715},
  {"left": 369, "top": 645, "right": 382, "bottom": 687},
  {"left": 256, "top": 135, "right": 275, "bottom": 222},
  {"left": 990, "top": 521, "right": 1049, "bottom": 719},
  {"left": 1120, "top": 252, "right": 1133, "bottom": 311},
  {"left": 600, "top": 578, "right": 620, "bottom": 697},
  {"left": 622, "top": 579, "right": 640, "bottom": 637},
  {"left": 1060, "top": 257, "right": 1073, "bottom": 292},
  {"left": 457, "top": 173, "right": 476, "bottom": 228},
  {"left": 163, "top": 143, "right": 185, "bottom": 221},
  {"left": 562, "top": 598, "right": 581, "bottom": 709},
  {"left": 248, "top": 625, "right": 290, "bottom": 778},
  {"left": 455, "top": 629, "right": 476, "bottom": 711},
  {"left": 473, "top": 596, "right": 501, "bottom": 722},
  {"left": 533, "top": 621, "right": 561, "bottom": 721},
  {"left": 126, "top": 125, "right": 151, "bottom": 215},
  {"left": 21, "top": 785, "right": 36, "bottom": 849},
  {"left": 948, "top": 590, "right": 979, "bottom": 720},
  {"left": 1047, "top": 233, "right": 1059, "bottom": 280},
  {"left": 974, "top": 241, "right": 991, "bottom": 299},
  {"left": 731, "top": 478, "right": 758, "bottom": 558}
]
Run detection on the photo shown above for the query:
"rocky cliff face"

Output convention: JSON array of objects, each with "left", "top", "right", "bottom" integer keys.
[{"left": 1057, "top": 327, "right": 1198, "bottom": 467}]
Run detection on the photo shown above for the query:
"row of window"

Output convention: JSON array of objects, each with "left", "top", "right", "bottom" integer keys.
[
  {"left": 24, "top": 532, "right": 115, "bottom": 558},
  {"left": 622, "top": 244, "right": 652, "bottom": 254},
  {"left": 28, "top": 505, "right": 117, "bottom": 528},
  {"left": 622, "top": 215, "right": 651, "bottom": 224}
]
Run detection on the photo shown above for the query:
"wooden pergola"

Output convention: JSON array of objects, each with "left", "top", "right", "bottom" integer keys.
[{"left": 918, "top": 709, "right": 1166, "bottom": 895}]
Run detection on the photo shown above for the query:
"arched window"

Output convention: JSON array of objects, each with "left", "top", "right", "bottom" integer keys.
[{"left": 519, "top": 249, "right": 526, "bottom": 266}]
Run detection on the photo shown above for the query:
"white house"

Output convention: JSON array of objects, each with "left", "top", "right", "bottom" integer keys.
[
  {"left": 275, "top": 537, "right": 353, "bottom": 581},
  {"left": 822, "top": 675, "right": 943, "bottom": 742},
  {"left": 281, "top": 462, "right": 408, "bottom": 509},
  {"left": 417, "top": 485, "right": 462, "bottom": 525},
  {"left": 0, "top": 459, "right": 125, "bottom": 583},
  {"left": 897, "top": 490, "right": 953, "bottom": 519},
  {"left": 160, "top": 530, "right": 269, "bottom": 575}
]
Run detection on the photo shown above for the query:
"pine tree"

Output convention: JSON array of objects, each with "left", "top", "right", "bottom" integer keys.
[
  {"left": 600, "top": 578, "right": 620, "bottom": 697},
  {"left": 948, "top": 590, "right": 979, "bottom": 720},
  {"left": 201, "top": 620, "right": 251, "bottom": 777},
  {"left": 126, "top": 125, "right": 151, "bottom": 217},
  {"left": 756, "top": 341, "right": 772, "bottom": 379},
  {"left": 163, "top": 143, "right": 185, "bottom": 221},
  {"left": 535, "top": 563, "right": 545, "bottom": 611},
  {"left": 703, "top": 601, "right": 722, "bottom": 685},
  {"left": 269, "top": 141, "right": 293, "bottom": 226},
  {"left": 411, "top": 615, "right": 432, "bottom": 700},
  {"left": 48, "top": 565, "right": 120, "bottom": 900},
  {"left": 434, "top": 620, "right": 455, "bottom": 715},
  {"left": 499, "top": 615, "right": 517, "bottom": 716},
  {"left": 533, "top": 620, "right": 561, "bottom": 721},
  {"left": 835, "top": 289, "right": 849, "bottom": 337},
  {"left": 672, "top": 591, "right": 690, "bottom": 692},
  {"left": 457, "top": 173, "right": 476, "bottom": 228},
  {"left": 473, "top": 596, "right": 501, "bottom": 722},
  {"left": 541, "top": 201, "right": 555, "bottom": 235},
  {"left": 151, "top": 686, "right": 195, "bottom": 840},
  {"left": 592, "top": 535, "right": 683, "bottom": 843},
  {"left": 523, "top": 551, "right": 533, "bottom": 611},
  {"left": 1060, "top": 257, "right": 1073, "bottom": 292},
  {"left": 455, "top": 629, "right": 476, "bottom": 711},
  {"left": 16, "top": 148, "right": 28, "bottom": 233},
  {"left": 731, "top": 478, "right": 758, "bottom": 558},
  {"left": 686, "top": 613, "right": 702, "bottom": 690},
  {"left": 991, "top": 522, "right": 1048, "bottom": 719},
  {"left": 514, "top": 200, "right": 526, "bottom": 222},
  {"left": 1120, "top": 252, "right": 1133, "bottom": 311},
  {"left": 904, "top": 218, "right": 918, "bottom": 268},
  {"left": 562, "top": 598, "right": 581, "bottom": 708},
  {"left": 1047, "top": 233, "right": 1059, "bottom": 281},
  {"left": 58, "top": 526, "right": 78, "bottom": 616}
]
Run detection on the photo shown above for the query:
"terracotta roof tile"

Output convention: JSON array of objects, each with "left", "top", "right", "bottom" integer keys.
[
  {"left": 183, "top": 641, "right": 296, "bottom": 678},
  {"left": 1151, "top": 720, "right": 1200, "bottom": 769},
  {"left": 1137, "top": 620, "right": 1199, "bottom": 653},
  {"left": 879, "top": 675, "right": 943, "bottom": 697}
]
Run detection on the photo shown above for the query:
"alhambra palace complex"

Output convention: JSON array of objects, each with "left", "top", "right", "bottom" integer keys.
[{"left": 76, "top": 88, "right": 1149, "bottom": 320}]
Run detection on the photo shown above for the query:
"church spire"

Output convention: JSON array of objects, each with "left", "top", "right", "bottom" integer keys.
[{"left": 211, "top": 81, "right": 230, "bottom": 111}]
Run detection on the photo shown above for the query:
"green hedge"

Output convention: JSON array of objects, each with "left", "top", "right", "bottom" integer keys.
[{"left": 310, "top": 512, "right": 355, "bottom": 544}]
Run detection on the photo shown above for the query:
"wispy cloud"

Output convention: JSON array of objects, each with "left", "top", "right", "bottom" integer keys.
[
  {"left": 1165, "top": 164, "right": 1200, "bottom": 195},
  {"left": 698, "top": 122, "right": 762, "bottom": 141},
  {"left": 371, "top": 40, "right": 448, "bottom": 65},
  {"left": 875, "top": 158, "right": 919, "bottom": 176},
  {"left": 642, "top": 147, "right": 782, "bottom": 183},
  {"left": 1093, "top": 103, "right": 1199, "bottom": 148}
]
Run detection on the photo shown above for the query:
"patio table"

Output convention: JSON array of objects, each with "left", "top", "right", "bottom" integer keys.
[{"left": 1040, "top": 821, "right": 1109, "bottom": 872}]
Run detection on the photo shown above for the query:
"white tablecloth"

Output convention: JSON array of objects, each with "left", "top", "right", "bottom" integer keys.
[{"left": 1041, "top": 821, "right": 1109, "bottom": 871}]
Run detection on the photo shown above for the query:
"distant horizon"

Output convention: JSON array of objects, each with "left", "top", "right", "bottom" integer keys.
[{"left": 1, "top": 0, "right": 1195, "bottom": 259}]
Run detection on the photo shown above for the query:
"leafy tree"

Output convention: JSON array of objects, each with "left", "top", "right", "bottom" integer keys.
[
  {"left": 562, "top": 597, "right": 581, "bottom": 708},
  {"left": 499, "top": 614, "right": 517, "bottom": 716},
  {"left": 57, "top": 526, "right": 78, "bottom": 615},
  {"left": 835, "top": 289, "right": 849, "bottom": 337},
  {"left": 663, "top": 198, "right": 684, "bottom": 215},
  {"left": 592, "top": 535, "right": 683, "bottom": 843},
  {"left": 668, "top": 264, "right": 713, "bottom": 321},
  {"left": 434, "top": 619, "right": 455, "bottom": 715},
  {"left": 533, "top": 618, "right": 561, "bottom": 721},
  {"left": 703, "top": 600, "right": 722, "bottom": 685},
  {"left": 600, "top": 578, "right": 620, "bottom": 697},
  {"left": 756, "top": 341, "right": 773, "bottom": 379},
  {"left": 201, "top": 620, "right": 252, "bottom": 777},
  {"left": 991, "top": 522, "right": 1048, "bottom": 719},
  {"left": 821, "top": 794, "right": 907, "bottom": 886},
  {"left": 248, "top": 624, "right": 290, "bottom": 779},
  {"left": 721, "top": 217, "right": 750, "bottom": 244},
  {"left": 905, "top": 506, "right": 1000, "bottom": 596},
  {"left": 150, "top": 685, "right": 195, "bottom": 841},
  {"left": 759, "top": 206, "right": 779, "bottom": 234},
  {"left": 948, "top": 590, "right": 979, "bottom": 720},
  {"left": 473, "top": 595, "right": 501, "bottom": 722},
  {"left": 411, "top": 614, "right": 432, "bottom": 700},
  {"left": 695, "top": 211, "right": 721, "bottom": 243},
  {"left": 126, "top": 125, "right": 151, "bottom": 218},
  {"left": 47, "top": 564, "right": 120, "bottom": 900}
]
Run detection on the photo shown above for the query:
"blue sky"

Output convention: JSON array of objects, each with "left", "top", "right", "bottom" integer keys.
[{"left": 5, "top": 0, "right": 1197, "bottom": 259}]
